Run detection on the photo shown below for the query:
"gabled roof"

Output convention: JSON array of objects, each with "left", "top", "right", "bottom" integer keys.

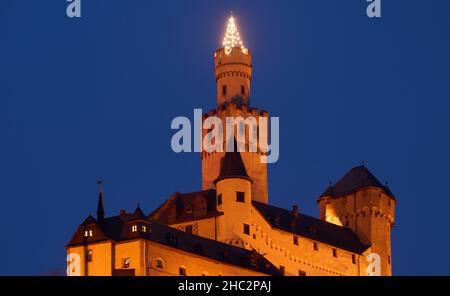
[
  {"left": 214, "top": 149, "right": 251, "bottom": 184},
  {"left": 319, "top": 165, "right": 395, "bottom": 199},
  {"left": 148, "top": 189, "right": 223, "bottom": 224},
  {"left": 252, "top": 201, "right": 369, "bottom": 254},
  {"left": 67, "top": 214, "right": 281, "bottom": 275}
]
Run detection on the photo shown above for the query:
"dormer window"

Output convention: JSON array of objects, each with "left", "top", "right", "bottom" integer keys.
[{"left": 131, "top": 225, "right": 138, "bottom": 232}]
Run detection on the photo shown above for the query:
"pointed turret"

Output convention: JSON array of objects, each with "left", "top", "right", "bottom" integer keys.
[
  {"left": 214, "top": 149, "right": 251, "bottom": 184},
  {"left": 133, "top": 204, "right": 147, "bottom": 220},
  {"left": 96, "top": 188, "right": 105, "bottom": 221}
]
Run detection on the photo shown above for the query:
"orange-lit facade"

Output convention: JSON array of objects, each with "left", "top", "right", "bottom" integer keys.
[{"left": 66, "top": 16, "right": 396, "bottom": 276}]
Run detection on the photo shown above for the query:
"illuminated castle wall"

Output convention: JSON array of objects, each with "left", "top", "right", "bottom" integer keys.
[{"left": 66, "top": 15, "right": 396, "bottom": 276}]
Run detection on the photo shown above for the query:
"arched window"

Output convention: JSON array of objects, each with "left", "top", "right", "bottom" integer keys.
[
  {"left": 202, "top": 271, "right": 209, "bottom": 276},
  {"left": 155, "top": 258, "right": 164, "bottom": 269}
]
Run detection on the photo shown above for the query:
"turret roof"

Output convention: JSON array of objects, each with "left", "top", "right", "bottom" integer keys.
[
  {"left": 319, "top": 165, "right": 395, "bottom": 200},
  {"left": 214, "top": 149, "right": 251, "bottom": 184}
]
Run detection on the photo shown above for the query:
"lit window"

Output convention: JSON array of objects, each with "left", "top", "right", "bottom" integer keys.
[
  {"left": 179, "top": 267, "right": 186, "bottom": 276},
  {"left": 156, "top": 258, "right": 164, "bottom": 269},
  {"left": 122, "top": 257, "right": 131, "bottom": 268},
  {"left": 87, "top": 250, "right": 93, "bottom": 262},
  {"left": 236, "top": 192, "right": 245, "bottom": 203},
  {"left": 142, "top": 225, "right": 147, "bottom": 232},
  {"left": 131, "top": 225, "right": 138, "bottom": 232},
  {"left": 84, "top": 230, "right": 93, "bottom": 237},
  {"left": 243, "top": 223, "right": 250, "bottom": 235},
  {"left": 293, "top": 236, "right": 298, "bottom": 246},
  {"left": 332, "top": 249, "right": 337, "bottom": 257}
]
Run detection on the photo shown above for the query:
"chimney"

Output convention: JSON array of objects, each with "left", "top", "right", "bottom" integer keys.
[{"left": 292, "top": 205, "right": 299, "bottom": 218}]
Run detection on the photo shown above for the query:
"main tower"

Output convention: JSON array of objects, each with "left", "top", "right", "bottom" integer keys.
[{"left": 202, "top": 15, "right": 269, "bottom": 203}]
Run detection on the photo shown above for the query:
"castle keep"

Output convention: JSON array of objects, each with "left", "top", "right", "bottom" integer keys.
[{"left": 66, "top": 15, "right": 396, "bottom": 276}]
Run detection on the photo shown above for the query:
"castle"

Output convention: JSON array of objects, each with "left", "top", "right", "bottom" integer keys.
[{"left": 66, "top": 15, "right": 396, "bottom": 276}]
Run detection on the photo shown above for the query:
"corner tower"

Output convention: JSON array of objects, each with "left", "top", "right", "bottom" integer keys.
[
  {"left": 202, "top": 15, "right": 269, "bottom": 203},
  {"left": 317, "top": 166, "right": 396, "bottom": 275},
  {"left": 214, "top": 150, "right": 253, "bottom": 245}
]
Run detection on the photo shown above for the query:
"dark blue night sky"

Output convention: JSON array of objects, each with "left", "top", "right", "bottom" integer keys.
[{"left": 1, "top": 0, "right": 449, "bottom": 275}]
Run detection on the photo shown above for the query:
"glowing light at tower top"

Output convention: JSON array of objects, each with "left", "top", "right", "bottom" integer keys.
[{"left": 222, "top": 14, "right": 246, "bottom": 55}]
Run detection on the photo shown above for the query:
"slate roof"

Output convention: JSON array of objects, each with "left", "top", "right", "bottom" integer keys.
[
  {"left": 319, "top": 165, "right": 395, "bottom": 199},
  {"left": 252, "top": 201, "right": 369, "bottom": 254},
  {"left": 148, "top": 189, "right": 223, "bottom": 224},
  {"left": 214, "top": 150, "right": 251, "bottom": 184},
  {"left": 66, "top": 213, "right": 281, "bottom": 276}
]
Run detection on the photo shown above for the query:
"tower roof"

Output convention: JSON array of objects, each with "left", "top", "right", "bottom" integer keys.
[
  {"left": 96, "top": 190, "right": 105, "bottom": 220},
  {"left": 222, "top": 14, "right": 246, "bottom": 55},
  {"left": 214, "top": 149, "right": 251, "bottom": 184},
  {"left": 319, "top": 165, "right": 395, "bottom": 199}
]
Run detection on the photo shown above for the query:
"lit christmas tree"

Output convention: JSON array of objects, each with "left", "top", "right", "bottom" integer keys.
[{"left": 222, "top": 14, "right": 245, "bottom": 55}]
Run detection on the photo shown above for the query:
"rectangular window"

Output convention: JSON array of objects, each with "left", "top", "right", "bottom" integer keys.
[
  {"left": 388, "top": 255, "right": 391, "bottom": 265},
  {"left": 179, "top": 267, "right": 186, "bottom": 276},
  {"left": 122, "top": 257, "right": 131, "bottom": 268},
  {"left": 243, "top": 223, "right": 250, "bottom": 235},
  {"left": 131, "top": 225, "right": 138, "bottom": 232},
  {"left": 241, "top": 85, "right": 245, "bottom": 95},
  {"left": 185, "top": 225, "right": 193, "bottom": 234},
  {"left": 217, "top": 194, "right": 222, "bottom": 205},
  {"left": 222, "top": 85, "right": 227, "bottom": 95},
  {"left": 142, "top": 225, "right": 147, "bottom": 233},
  {"left": 236, "top": 192, "right": 245, "bottom": 203},
  {"left": 352, "top": 254, "right": 356, "bottom": 264},
  {"left": 298, "top": 270, "right": 306, "bottom": 276},
  {"left": 280, "top": 266, "right": 285, "bottom": 276},
  {"left": 87, "top": 250, "right": 93, "bottom": 262},
  {"left": 313, "top": 242, "right": 319, "bottom": 251},
  {"left": 293, "top": 236, "right": 298, "bottom": 246},
  {"left": 332, "top": 249, "right": 337, "bottom": 257}
]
